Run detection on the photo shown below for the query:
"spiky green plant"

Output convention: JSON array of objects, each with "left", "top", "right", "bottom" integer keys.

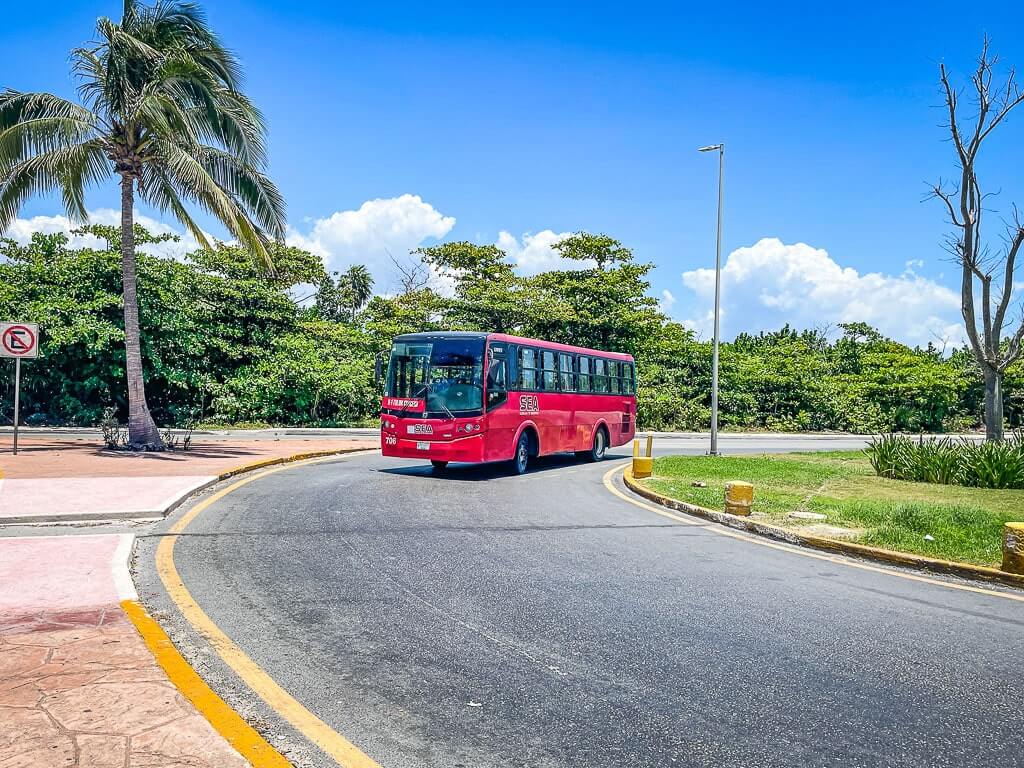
[
  {"left": 866, "top": 432, "right": 1024, "bottom": 489},
  {"left": 0, "top": 1, "right": 284, "bottom": 448}
]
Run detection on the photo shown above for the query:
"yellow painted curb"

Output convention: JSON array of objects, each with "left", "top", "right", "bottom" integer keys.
[
  {"left": 156, "top": 452, "right": 384, "bottom": 768},
  {"left": 218, "top": 448, "right": 374, "bottom": 481},
  {"left": 153, "top": 446, "right": 379, "bottom": 522},
  {"left": 621, "top": 466, "right": 1024, "bottom": 592},
  {"left": 122, "top": 599, "right": 291, "bottom": 767}
]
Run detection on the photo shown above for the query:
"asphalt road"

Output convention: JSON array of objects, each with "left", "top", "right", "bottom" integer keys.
[{"left": 137, "top": 437, "right": 1024, "bottom": 768}]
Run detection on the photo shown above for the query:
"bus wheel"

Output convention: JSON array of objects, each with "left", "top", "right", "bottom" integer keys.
[
  {"left": 431, "top": 460, "right": 449, "bottom": 472},
  {"left": 512, "top": 432, "right": 530, "bottom": 475},
  {"left": 580, "top": 427, "right": 607, "bottom": 462}
]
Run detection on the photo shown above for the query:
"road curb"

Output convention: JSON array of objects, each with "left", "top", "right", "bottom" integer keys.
[
  {"left": 0, "top": 446, "right": 375, "bottom": 525},
  {"left": 154, "top": 454, "right": 384, "bottom": 768},
  {"left": 160, "top": 447, "right": 378, "bottom": 521},
  {"left": 621, "top": 466, "right": 1024, "bottom": 591},
  {"left": 122, "top": 598, "right": 292, "bottom": 767}
]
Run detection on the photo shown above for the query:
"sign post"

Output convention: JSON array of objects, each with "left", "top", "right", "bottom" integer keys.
[{"left": 1, "top": 322, "right": 40, "bottom": 455}]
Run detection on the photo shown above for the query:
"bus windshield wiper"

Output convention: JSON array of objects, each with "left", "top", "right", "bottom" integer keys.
[
  {"left": 394, "top": 383, "right": 428, "bottom": 419},
  {"left": 421, "top": 381, "right": 455, "bottom": 420},
  {"left": 437, "top": 400, "right": 455, "bottom": 421}
]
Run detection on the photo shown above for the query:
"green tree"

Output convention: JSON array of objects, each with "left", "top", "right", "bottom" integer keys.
[
  {"left": 416, "top": 242, "right": 525, "bottom": 332},
  {"left": 525, "top": 233, "right": 663, "bottom": 351},
  {"left": 212, "top": 321, "right": 377, "bottom": 425},
  {"left": 189, "top": 242, "right": 326, "bottom": 289},
  {"left": 317, "top": 264, "right": 375, "bottom": 322},
  {"left": 0, "top": 0, "right": 284, "bottom": 448},
  {"left": 0, "top": 227, "right": 304, "bottom": 426},
  {"left": 342, "top": 265, "right": 374, "bottom": 321}
]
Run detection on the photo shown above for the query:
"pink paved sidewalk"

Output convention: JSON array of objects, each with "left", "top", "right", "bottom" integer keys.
[
  {"left": 0, "top": 535, "right": 248, "bottom": 768},
  {"left": 0, "top": 476, "right": 217, "bottom": 524}
]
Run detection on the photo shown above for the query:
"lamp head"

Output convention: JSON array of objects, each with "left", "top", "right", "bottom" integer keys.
[{"left": 698, "top": 144, "right": 724, "bottom": 152}]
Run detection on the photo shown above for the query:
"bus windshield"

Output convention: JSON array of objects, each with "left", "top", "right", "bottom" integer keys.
[{"left": 386, "top": 338, "right": 485, "bottom": 414}]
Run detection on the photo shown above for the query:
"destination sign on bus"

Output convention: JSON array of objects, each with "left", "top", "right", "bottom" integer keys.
[{"left": 382, "top": 396, "right": 426, "bottom": 412}]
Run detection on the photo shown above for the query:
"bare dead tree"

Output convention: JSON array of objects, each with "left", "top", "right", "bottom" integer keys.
[
  {"left": 929, "top": 38, "right": 1024, "bottom": 440},
  {"left": 389, "top": 249, "right": 431, "bottom": 294},
  {"left": 929, "top": 327, "right": 952, "bottom": 358}
]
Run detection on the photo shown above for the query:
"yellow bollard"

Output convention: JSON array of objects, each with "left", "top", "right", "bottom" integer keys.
[
  {"left": 632, "top": 437, "right": 653, "bottom": 479},
  {"left": 724, "top": 481, "right": 754, "bottom": 516},
  {"left": 1003, "top": 523, "right": 1024, "bottom": 574}
]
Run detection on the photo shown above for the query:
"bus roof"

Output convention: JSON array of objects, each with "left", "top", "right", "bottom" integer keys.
[{"left": 392, "top": 331, "right": 634, "bottom": 362}]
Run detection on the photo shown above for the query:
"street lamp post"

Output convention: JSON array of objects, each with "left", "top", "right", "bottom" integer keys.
[{"left": 698, "top": 143, "right": 724, "bottom": 456}]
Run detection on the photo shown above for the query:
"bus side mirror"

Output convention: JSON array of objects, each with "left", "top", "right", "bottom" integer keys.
[{"left": 374, "top": 354, "right": 383, "bottom": 387}]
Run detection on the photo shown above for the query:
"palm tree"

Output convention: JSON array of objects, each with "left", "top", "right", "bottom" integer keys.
[
  {"left": 342, "top": 264, "right": 374, "bottom": 321},
  {"left": 0, "top": 1, "right": 284, "bottom": 449}
]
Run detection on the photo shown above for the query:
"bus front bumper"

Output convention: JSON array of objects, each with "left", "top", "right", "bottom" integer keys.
[{"left": 381, "top": 433, "right": 486, "bottom": 463}]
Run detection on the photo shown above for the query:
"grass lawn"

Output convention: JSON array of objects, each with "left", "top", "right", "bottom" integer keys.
[{"left": 643, "top": 451, "right": 1023, "bottom": 567}]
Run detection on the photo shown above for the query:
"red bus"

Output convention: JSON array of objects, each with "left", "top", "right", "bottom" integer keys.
[{"left": 380, "top": 332, "right": 636, "bottom": 473}]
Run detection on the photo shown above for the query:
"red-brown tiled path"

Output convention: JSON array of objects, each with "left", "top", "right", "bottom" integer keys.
[
  {"left": 0, "top": 536, "right": 248, "bottom": 768},
  {"left": 0, "top": 437, "right": 375, "bottom": 479},
  {"left": 0, "top": 437, "right": 376, "bottom": 523},
  {"left": 0, "top": 436, "right": 377, "bottom": 764}
]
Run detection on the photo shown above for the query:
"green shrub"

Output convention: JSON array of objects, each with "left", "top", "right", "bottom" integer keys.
[
  {"left": 958, "top": 438, "right": 1024, "bottom": 489},
  {"left": 865, "top": 432, "right": 1024, "bottom": 489}
]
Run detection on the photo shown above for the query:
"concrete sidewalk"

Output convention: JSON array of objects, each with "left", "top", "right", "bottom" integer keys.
[
  {"left": 0, "top": 535, "right": 248, "bottom": 768},
  {"left": 0, "top": 436, "right": 375, "bottom": 524}
]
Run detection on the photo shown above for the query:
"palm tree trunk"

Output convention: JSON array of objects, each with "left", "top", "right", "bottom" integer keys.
[{"left": 120, "top": 175, "right": 164, "bottom": 450}]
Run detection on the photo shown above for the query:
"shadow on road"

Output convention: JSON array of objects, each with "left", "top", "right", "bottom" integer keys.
[{"left": 378, "top": 451, "right": 631, "bottom": 482}]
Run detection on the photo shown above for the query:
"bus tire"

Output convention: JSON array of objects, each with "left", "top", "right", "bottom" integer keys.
[
  {"left": 512, "top": 432, "right": 530, "bottom": 475},
  {"left": 580, "top": 426, "right": 608, "bottom": 463},
  {"left": 430, "top": 460, "right": 449, "bottom": 471}
]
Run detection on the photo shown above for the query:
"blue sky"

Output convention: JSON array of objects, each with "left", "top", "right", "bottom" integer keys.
[{"left": 3, "top": 1, "right": 1023, "bottom": 344}]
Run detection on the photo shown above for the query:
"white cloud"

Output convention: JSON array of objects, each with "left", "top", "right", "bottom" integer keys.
[
  {"left": 495, "top": 229, "right": 579, "bottom": 274},
  {"left": 679, "top": 238, "right": 963, "bottom": 347},
  {"left": 3, "top": 209, "right": 204, "bottom": 260},
  {"left": 659, "top": 289, "right": 676, "bottom": 314},
  {"left": 287, "top": 194, "right": 455, "bottom": 291}
]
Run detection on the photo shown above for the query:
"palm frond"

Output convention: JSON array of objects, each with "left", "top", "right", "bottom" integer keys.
[
  {"left": 133, "top": 1, "right": 242, "bottom": 88},
  {"left": 58, "top": 140, "right": 113, "bottom": 222},
  {"left": 150, "top": 139, "right": 272, "bottom": 264},
  {"left": 3, "top": 0, "right": 281, "bottom": 272},
  {"left": 0, "top": 90, "right": 99, "bottom": 130},
  {"left": 193, "top": 144, "right": 284, "bottom": 239},
  {"left": 0, "top": 144, "right": 108, "bottom": 229},
  {"left": 138, "top": 162, "right": 212, "bottom": 249},
  {"left": 0, "top": 92, "right": 100, "bottom": 177}
]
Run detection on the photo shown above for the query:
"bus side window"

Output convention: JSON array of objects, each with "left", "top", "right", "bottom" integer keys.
[
  {"left": 519, "top": 347, "right": 538, "bottom": 390},
  {"left": 486, "top": 356, "right": 507, "bottom": 408},
  {"left": 577, "top": 356, "right": 592, "bottom": 392},
  {"left": 623, "top": 363, "right": 635, "bottom": 394},
  {"left": 541, "top": 351, "right": 558, "bottom": 390},
  {"left": 593, "top": 358, "right": 608, "bottom": 393},
  {"left": 608, "top": 361, "right": 621, "bottom": 394},
  {"left": 559, "top": 353, "right": 574, "bottom": 391}
]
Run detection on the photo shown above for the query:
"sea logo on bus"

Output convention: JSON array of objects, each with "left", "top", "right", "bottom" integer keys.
[
  {"left": 408, "top": 423, "right": 434, "bottom": 435},
  {"left": 519, "top": 395, "right": 540, "bottom": 415}
]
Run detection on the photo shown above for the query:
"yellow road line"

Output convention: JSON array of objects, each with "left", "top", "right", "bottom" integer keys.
[
  {"left": 122, "top": 599, "right": 292, "bottom": 768},
  {"left": 156, "top": 455, "right": 383, "bottom": 768},
  {"left": 602, "top": 463, "right": 1024, "bottom": 604}
]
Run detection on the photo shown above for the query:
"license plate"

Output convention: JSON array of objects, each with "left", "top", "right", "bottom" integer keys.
[{"left": 416, "top": 441, "right": 430, "bottom": 451}]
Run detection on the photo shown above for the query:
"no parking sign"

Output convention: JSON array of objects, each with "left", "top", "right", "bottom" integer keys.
[
  {"left": 0, "top": 322, "right": 39, "bottom": 359},
  {"left": 2, "top": 321, "right": 40, "bottom": 455}
]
